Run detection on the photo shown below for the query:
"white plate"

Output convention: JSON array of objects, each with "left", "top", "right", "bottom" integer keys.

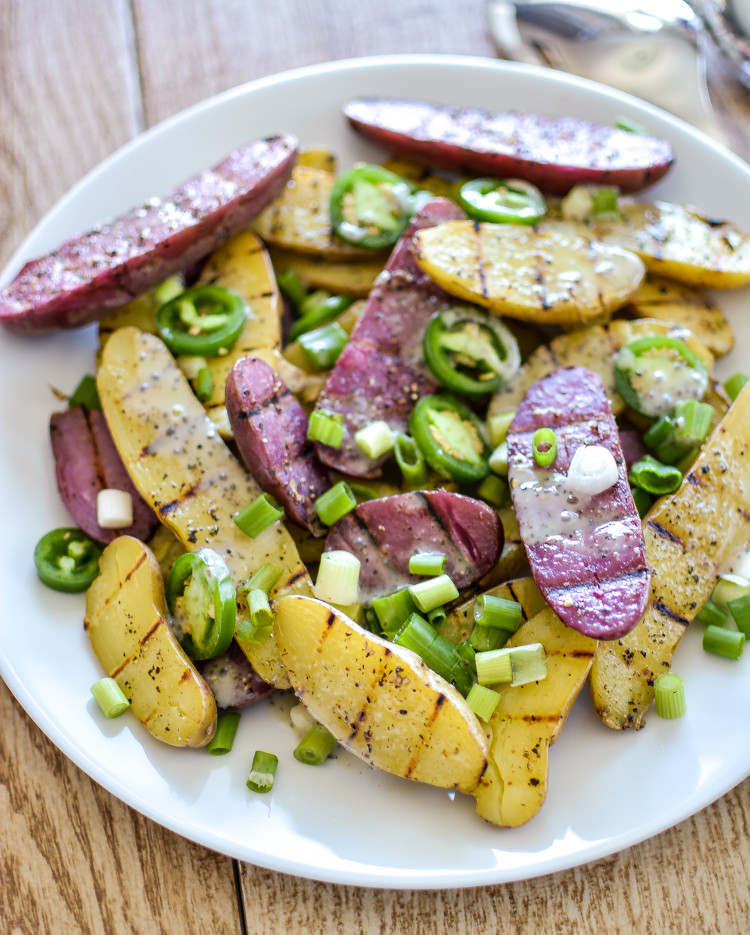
[{"left": 1, "top": 54, "right": 749, "bottom": 890}]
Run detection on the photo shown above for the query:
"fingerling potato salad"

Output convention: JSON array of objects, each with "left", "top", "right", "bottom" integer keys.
[{"left": 5, "top": 96, "right": 750, "bottom": 830}]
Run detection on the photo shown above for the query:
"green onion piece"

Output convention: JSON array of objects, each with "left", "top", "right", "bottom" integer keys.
[
  {"left": 532, "top": 428, "right": 557, "bottom": 467},
  {"left": 487, "top": 409, "right": 516, "bottom": 447},
  {"left": 194, "top": 366, "right": 214, "bottom": 403},
  {"left": 723, "top": 372, "right": 749, "bottom": 402},
  {"left": 362, "top": 607, "right": 383, "bottom": 635},
  {"left": 629, "top": 454, "right": 682, "bottom": 495},
  {"left": 297, "top": 321, "right": 348, "bottom": 370},
  {"left": 372, "top": 587, "right": 417, "bottom": 635},
  {"left": 727, "top": 593, "right": 750, "bottom": 637},
  {"left": 243, "top": 562, "right": 284, "bottom": 595},
  {"left": 153, "top": 275, "right": 184, "bottom": 306},
  {"left": 234, "top": 493, "right": 284, "bottom": 538},
  {"left": 308, "top": 409, "right": 345, "bottom": 448},
  {"left": 394, "top": 433, "right": 428, "bottom": 487},
  {"left": 654, "top": 673, "right": 686, "bottom": 719},
  {"left": 68, "top": 374, "right": 102, "bottom": 410},
  {"left": 473, "top": 595, "right": 522, "bottom": 632},
  {"left": 249, "top": 588, "right": 273, "bottom": 629},
  {"left": 703, "top": 624, "right": 745, "bottom": 660},
  {"left": 475, "top": 648, "right": 513, "bottom": 685},
  {"left": 455, "top": 640, "right": 477, "bottom": 672},
  {"left": 347, "top": 482, "right": 380, "bottom": 503},
  {"left": 354, "top": 420, "right": 395, "bottom": 459},
  {"left": 672, "top": 399, "right": 713, "bottom": 448},
  {"left": 408, "top": 551, "right": 447, "bottom": 577},
  {"left": 276, "top": 268, "right": 308, "bottom": 308},
  {"left": 466, "top": 683, "right": 502, "bottom": 722},
  {"left": 315, "top": 481, "right": 357, "bottom": 526},
  {"left": 712, "top": 573, "right": 750, "bottom": 610},
  {"left": 393, "top": 613, "right": 474, "bottom": 696},
  {"left": 489, "top": 440, "right": 509, "bottom": 477},
  {"left": 469, "top": 624, "right": 509, "bottom": 652},
  {"left": 408, "top": 574, "right": 459, "bottom": 613},
  {"left": 289, "top": 292, "right": 354, "bottom": 342},
  {"left": 90, "top": 677, "right": 130, "bottom": 718},
  {"left": 294, "top": 723, "right": 338, "bottom": 765},
  {"left": 313, "top": 550, "right": 361, "bottom": 606},
  {"left": 591, "top": 187, "right": 619, "bottom": 216},
  {"left": 207, "top": 710, "right": 241, "bottom": 755},
  {"left": 246, "top": 750, "right": 279, "bottom": 792},
  {"left": 695, "top": 599, "right": 729, "bottom": 628},
  {"left": 614, "top": 115, "right": 648, "bottom": 134},
  {"left": 631, "top": 486, "right": 653, "bottom": 518},
  {"left": 427, "top": 606, "right": 447, "bottom": 628},
  {"left": 477, "top": 473, "right": 509, "bottom": 507},
  {"left": 643, "top": 415, "right": 675, "bottom": 453}
]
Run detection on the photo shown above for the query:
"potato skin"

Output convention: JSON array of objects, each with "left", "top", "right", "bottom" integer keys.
[{"left": 85, "top": 536, "right": 217, "bottom": 747}]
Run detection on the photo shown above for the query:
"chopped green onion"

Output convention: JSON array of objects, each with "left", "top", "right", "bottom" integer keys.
[
  {"left": 243, "top": 562, "right": 284, "bottom": 595},
  {"left": 629, "top": 454, "right": 682, "bottom": 495},
  {"left": 393, "top": 613, "right": 474, "bottom": 696},
  {"left": 362, "top": 607, "right": 383, "bottom": 635},
  {"left": 90, "top": 677, "right": 130, "bottom": 718},
  {"left": 207, "top": 710, "right": 241, "bottom": 755},
  {"left": 487, "top": 409, "right": 516, "bottom": 447},
  {"left": 727, "top": 593, "right": 750, "bottom": 637},
  {"left": 408, "top": 551, "right": 447, "bottom": 577},
  {"left": 408, "top": 574, "right": 459, "bottom": 613},
  {"left": 631, "top": 486, "right": 653, "bottom": 518},
  {"left": 695, "top": 599, "right": 729, "bottom": 628},
  {"left": 489, "top": 440, "right": 509, "bottom": 476},
  {"left": 276, "top": 268, "right": 308, "bottom": 308},
  {"left": 248, "top": 588, "right": 273, "bottom": 628},
  {"left": 469, "top": 624, "right": 509, "bottom": 652},
  {"left": 294, "top": 723, "right": 338, "bottom": 765},
  {"left": 466, "top": 683, "right": 502, "bottom": 722},
  {"left": 712, "top": 573, "right": 750, "bottom": 610},
  {"left": 194, "top": 366, "right": 214, "bottom": 403},
  {"left": 672, "top": 399, "right": 713, "bottom": 448},
  {"left": 313, "top": 550, "right": 361, "bottom": 606},
  {"left": 153, "top": 275, "right": 184, "bottom": 306},
  {"left": 703, "top": 624, "right": 745, "bottom": 660},
  {"left": 308, "top": 409, "right": 345, "bottom": 448},
  {"left": 372, "top": 587, "right": 417, "bottom": 635},
  {"left": 427, "top": 606, "right": 447, "bottom": 628},
  {"left": 643, "top": 415, "right": 675, "bottom": 453},
  {"left": 532, "top": 428, "right": 557, "bottom": 467},
  {"left": 653, "top": 673, "right": 686, "bottom": 719},
  {"left": 473, "top": 594, "right": 522, "bottom": 632},
  {"left": 723, "top": 372, "right": 749, "bottom": 402},
  {"left": 315, "top": 481, "right": 357, "bottom": 526},
  {"left": 354, "top": 420, "right": 395, "bottom": 459},
  {"left": 289, "top": 292, "right": 354, "bottom": 342},
  {"left": 246, "top": 750, "right": 279, "bottom": 792},
  {"left": 475, "top": 648, "right": 513, "bottom": 685},
  {"left": 476, "top": 473, "right": 509, "bottom": 507},
  {"left": 234, "top": 493, "right": 284, "bottom": 538},
  {"left": 394, "top": 433, "right": 428, "bottom": 487},
  {"left": 68, "top": 374, "right": 102, "bottom": 410},
  {"left": 614, "top": 115, "right": 647, "bottom": 134},
  {"left": 297, "top": 321, "right": 348, "bottom": 370},
  {"left": 591, "top": 187, "right": 619, "bottom": 217}
]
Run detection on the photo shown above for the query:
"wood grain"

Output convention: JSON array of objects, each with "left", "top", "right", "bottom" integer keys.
[{"left": 1, "top": 1, "right": 750, "bottom": 933}]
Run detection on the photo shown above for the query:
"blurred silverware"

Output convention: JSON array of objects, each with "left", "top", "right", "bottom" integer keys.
[
  {"left": 691, "top": 0, "right": 750, "bottom": 86},
  {"left": 486, "top": 0, "right": 727, "bottom": 140}
]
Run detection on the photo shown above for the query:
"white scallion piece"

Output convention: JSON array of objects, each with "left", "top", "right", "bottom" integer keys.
[
  {"left": 354, "top": 420, "right": 396, "bottom": 459},
  {"left": 566, "top": 445, "right": 619, "bottom": 497},
  {"left": 314, "top": 550, "right": 361, "bottom": 606},
  {"left": 96, "top": 489, "right": 134, "bottom": 529}
]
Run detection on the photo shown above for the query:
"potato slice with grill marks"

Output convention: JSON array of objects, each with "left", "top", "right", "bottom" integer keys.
[
  {"left": 85, "top": 536, "right": 216, "bottom": 747},
  {"left": 274, "top": 595, "right": 488, "bottom": 793},
  {"left": 413, "top": 219, "right": 645, "bottom": 327}
]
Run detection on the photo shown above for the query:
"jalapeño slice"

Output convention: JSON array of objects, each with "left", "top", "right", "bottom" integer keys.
[
  {"left": 614, "top": 335, "right": 709, "bottom": 418},
  {"left": 423, "top": 307, "right": 520, "bottom": 398},
  {"left": 33, "top": 528, "right": 103, "bottom": 593},
  {"left": 330, "top": 164, "right": 415, "bottom": 249},
  {"left": 166, "top": 548, "right": 236, "bottom": 660},
  {"left": 457, "top": 178, "right": 546, "bottom": 225},
  {"left": 155, "top": 284, "right": 246, "bottom": 357},
  {"left": 409, "top": 394, "right": 489, "bottom": 483}
]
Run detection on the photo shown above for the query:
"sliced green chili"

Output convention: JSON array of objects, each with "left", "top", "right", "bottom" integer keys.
[
  {"left": 613, "top": 336, "right": 709, "bottom": 418},
  {"left": 165, "top": 548, "right": 236, "bottom": 661},
  {"left": 330, "top": 164, "right": 414, "bottom": 249},
  {"left": 409, "top": 394, "right": 489, "bottom": 483},
  {"left": 629, "top": 454, "right": 682, "bottom": 495},
  {"left": 33, "top": 528, "right": 103, "bottom": 593},
  {"left": 155, "top": 284, "right": 246, "bottom": 357},
  {"left": 457, "top": 177, "right": 546, "bottom": 225}
]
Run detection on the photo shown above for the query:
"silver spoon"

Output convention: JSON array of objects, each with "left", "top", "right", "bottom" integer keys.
[{"left": 486, "top": 0, "right": 727, "bottom": 140}]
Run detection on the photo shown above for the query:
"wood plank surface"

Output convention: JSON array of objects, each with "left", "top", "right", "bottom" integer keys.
[{"left": 1, "top": 1, "right": 750, "bottom": 933}]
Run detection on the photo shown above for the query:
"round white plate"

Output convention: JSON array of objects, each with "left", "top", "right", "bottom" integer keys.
[{"left": 1, "top": 55, "right": 749, "bottom": 890}]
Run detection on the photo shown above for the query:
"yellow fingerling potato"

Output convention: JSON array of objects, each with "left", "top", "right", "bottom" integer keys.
[
  {"left": 85, "top": 536, "right": 216, "bottom": 747},
  {"left": 592, "top": 201, "right": 750, "bottom": 288},
  {"left": 413, "top": 219, "right": 645, "bottom": 326},
  {"left": 274, "top": 595, "right": 488, "bottom": 793},
  {"left": 473, "top": 607, "right": 596, "bottom": 826}
]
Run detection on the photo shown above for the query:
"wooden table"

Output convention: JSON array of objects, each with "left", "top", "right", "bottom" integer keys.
[{"left": 2, "top": 2, "right": 749, "bottom": 932}]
